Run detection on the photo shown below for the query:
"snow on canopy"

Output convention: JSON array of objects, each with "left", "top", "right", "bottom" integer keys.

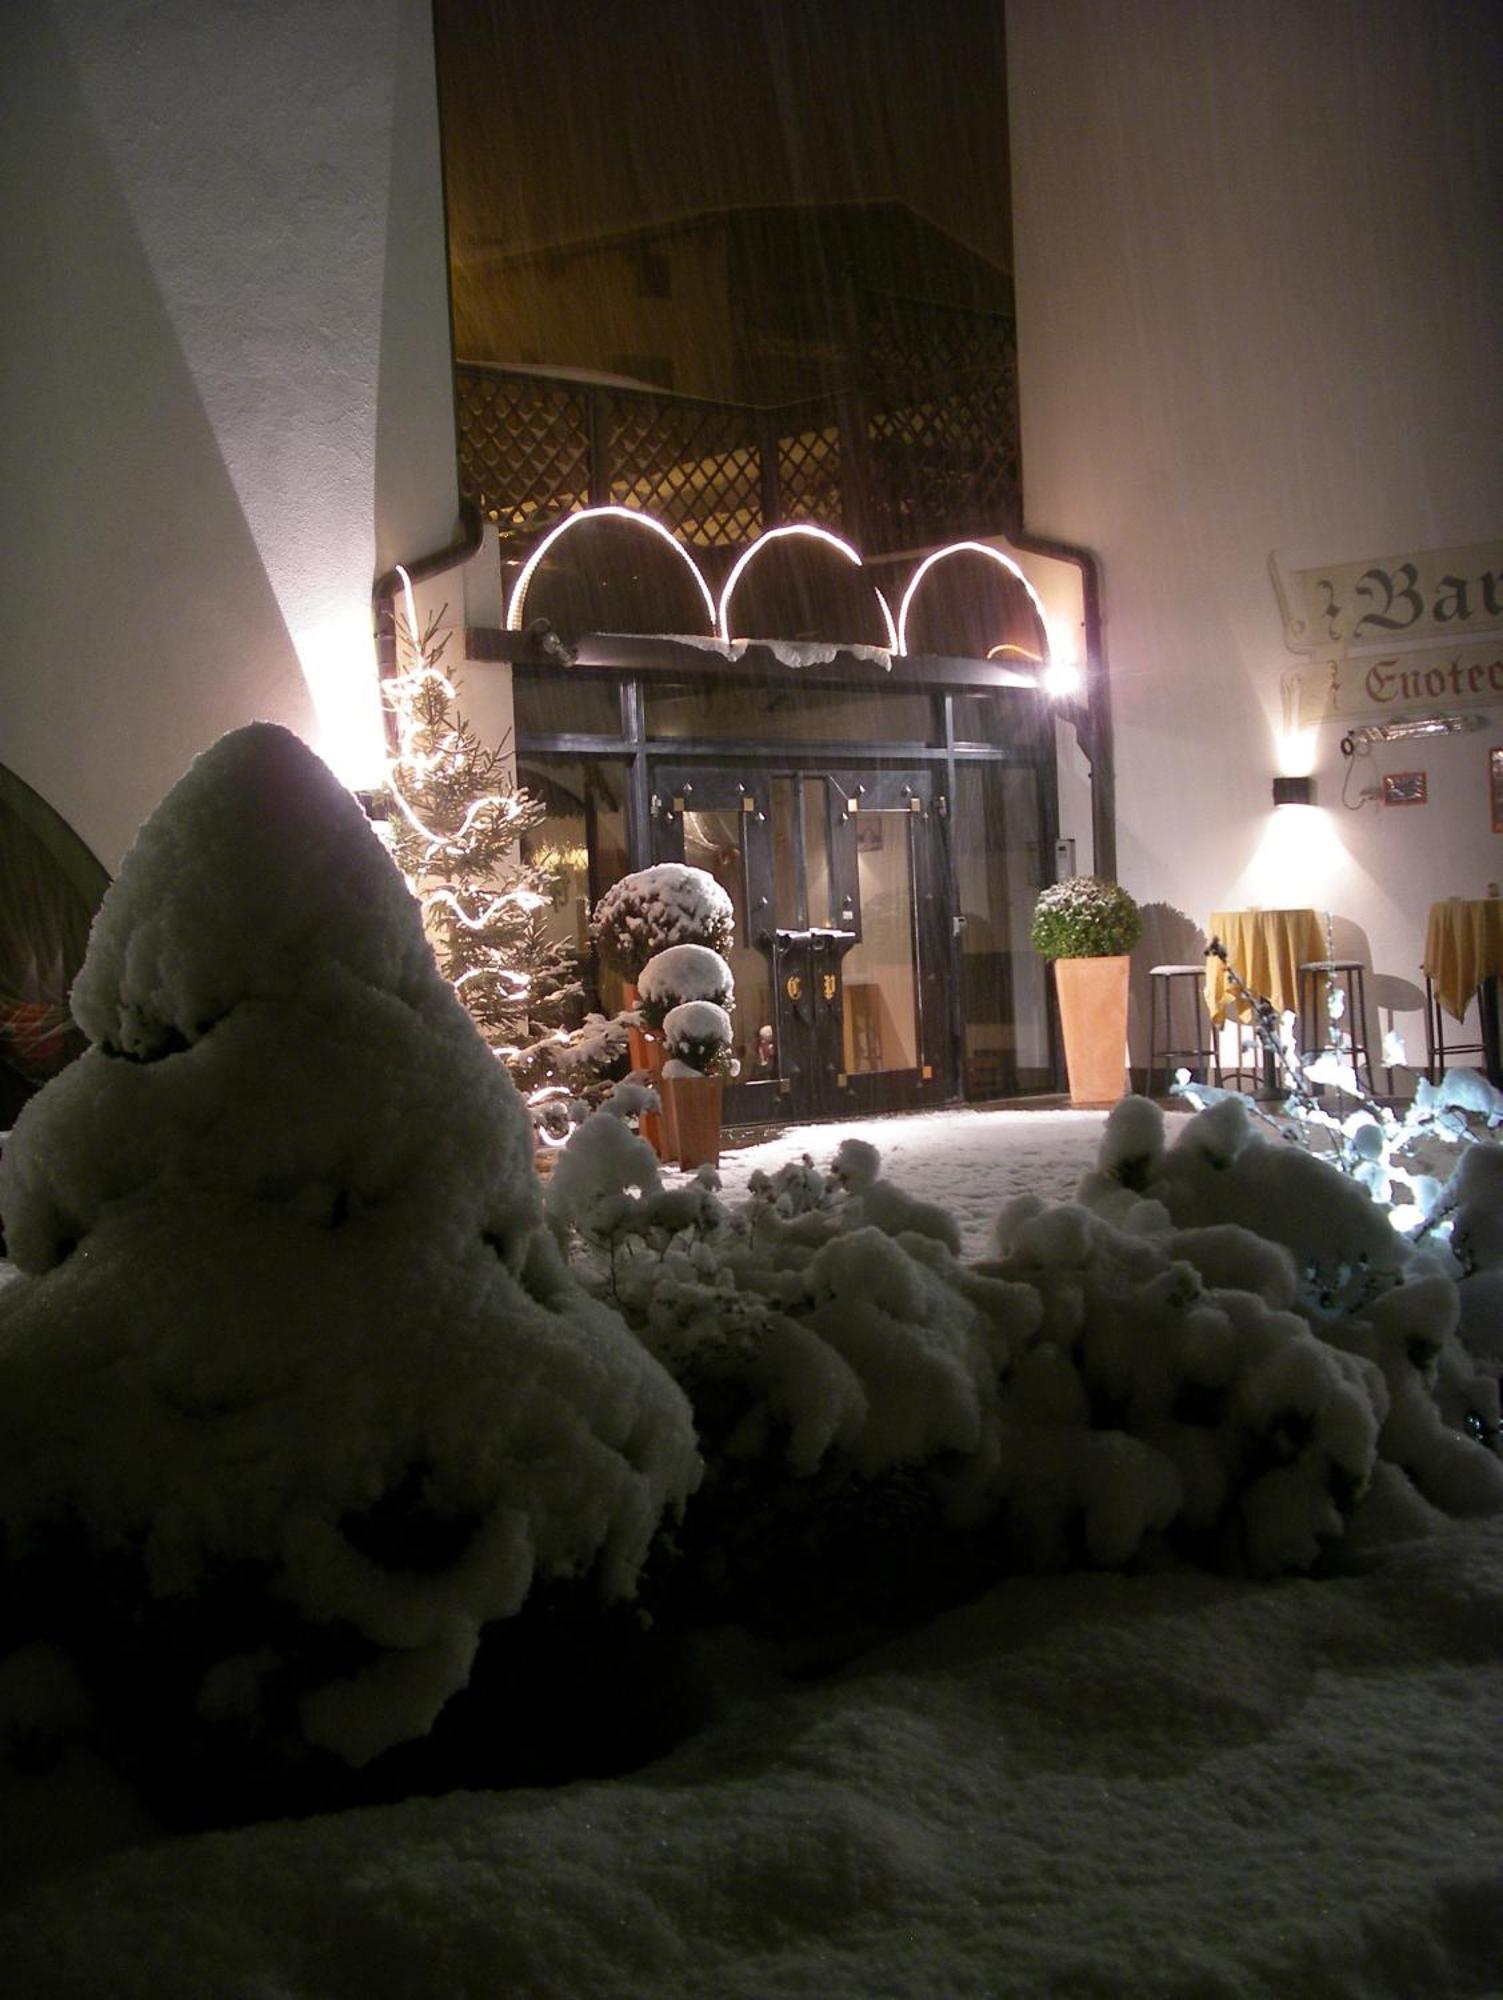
[{"left": 0, "top": 723, "right": 700, "bottom": 1772}]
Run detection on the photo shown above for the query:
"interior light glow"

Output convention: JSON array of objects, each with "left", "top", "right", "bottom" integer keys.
[
  {"left": 896, "top": 541, "right": 1055, "bottom": 674},
  {"left": 717, "top": 523, "right": 897, "bottom": 648},
  {"left": 505, "top": 505, "right": 716, "bottom": 634}
]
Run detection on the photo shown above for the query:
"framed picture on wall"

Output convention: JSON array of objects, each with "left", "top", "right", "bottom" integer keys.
[
  {"left": 1380, "top": 770, "right": 1426, "bottom": 807},
  {"left": 1492, "top": 749, "right": 1503, "bottom": 834}
]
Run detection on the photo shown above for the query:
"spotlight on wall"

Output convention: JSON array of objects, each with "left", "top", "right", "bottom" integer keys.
[{"left": 1272, "top": 775, "right": 1315, "bottom": 808}]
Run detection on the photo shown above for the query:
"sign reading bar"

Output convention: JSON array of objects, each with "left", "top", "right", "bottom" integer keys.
[
  {"left": 1274, "top": 539, "right": 1503, "bottom": 655},
  {"left": 1292, "top": 640, "right": 1503, "bottom": 728}
]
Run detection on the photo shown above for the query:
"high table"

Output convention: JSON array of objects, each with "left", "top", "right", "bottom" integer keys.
[
  {"left": 1205, "top": 907, "right": 1325, "bottom": 1091},
  {"left": 1422, "top": 898, "right": 1503, "bottom": 1085}
]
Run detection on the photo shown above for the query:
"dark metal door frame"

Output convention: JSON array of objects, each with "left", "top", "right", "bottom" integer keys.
[{"left": 650, "top": 759, "right": 954, "bottom": 1124}]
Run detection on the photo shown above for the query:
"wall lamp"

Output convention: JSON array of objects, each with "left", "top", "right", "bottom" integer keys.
[
  {"left": 1272, "top": 775, "right": 1315, "bottom": 808},
  {"left": 1340, "top": 712, "right": 1483, "bottom": 751}
]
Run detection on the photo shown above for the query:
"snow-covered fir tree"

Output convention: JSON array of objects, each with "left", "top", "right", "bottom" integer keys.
[{"left": 381, "top": 600, "right": 590, "bottom": 1102}]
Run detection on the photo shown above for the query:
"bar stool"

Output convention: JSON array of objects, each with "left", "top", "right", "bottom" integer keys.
[
  {"left": 1299, "top": 960, "right": 1373, "bottom": 1091},
  {"left": 1147, "top": 964, "right": 1222, "bottom": 1096},
  {"left": 1423, "top": 975, "right": 1486, "bottom": 1083}
]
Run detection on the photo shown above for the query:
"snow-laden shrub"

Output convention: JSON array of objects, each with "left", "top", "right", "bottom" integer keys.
[
  {"left": 590, "top": 865, "right": 734, "bottom": 983},
  {"left": 636, "top": 943, "right": 734, "bottom": 1030},
  {"left": 542, "top": 1088, "right": 1502, "bottom": 1629},
  {"left": 0, "top": 726, "right": 701, "bottom": 1820},
  {"left": 662, "top": 1000, "right": 735, "bottom": 1079},
  {"left": 1029, "top": 875, "right": 1142, "bottom": 959}
]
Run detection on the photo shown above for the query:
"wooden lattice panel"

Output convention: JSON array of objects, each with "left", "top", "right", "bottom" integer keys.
[
  {"left": 606, "top": 392, "right": 766, "bottom": 547},
  {"left": 860, "top": 292, "right": 1021, "bottom": 548},
  {"left": 775, "top": 420, "right": 844, "bottom": 528},
  {"left": 456, "top": 366, "right": 591, "bottom": 530}
]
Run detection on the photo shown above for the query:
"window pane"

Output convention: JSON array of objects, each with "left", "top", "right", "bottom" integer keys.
[
  {"left": 514, "top": 669, "right": 623, "bottom": 739},
  {"left": 518, "top": 758, "right": 629, "bottom": 1012},
  {"left": 951, "top": 688, "right": 1045, "bottom": 746},
  {"left": 843, "top": 812, "right": 918, "bottom": 1074},
  {"left": 952, "top": 762, "right": 1049, "bottom": 1096},
  {"left": 644, "top": 678, "right": 935, "bottom": 745},
  {"left": 681, "top": 805, "right": 776, "bottom": 1084}
]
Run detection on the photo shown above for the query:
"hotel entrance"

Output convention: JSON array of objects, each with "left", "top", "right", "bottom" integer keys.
[
  {"left": 497, "top": 507, "right": 1076, "bottom": 1126},
  {"left": 651, "top": 764, "right": 951, "bottom": 1125}
]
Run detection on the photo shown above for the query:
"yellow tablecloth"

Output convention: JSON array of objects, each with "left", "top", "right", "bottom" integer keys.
[
  {"left": 1205, "top": 908, "right": 1325, "bottom": 1028},
  {"left": 1423, "top": 899, "right": 1503, "bottom": 1023}
]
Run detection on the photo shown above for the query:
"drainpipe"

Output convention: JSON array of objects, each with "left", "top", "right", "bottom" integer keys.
[
  {"left": 371, "top": 497, "right": 485, "bottom": 684},
  {"left": 1008, "top": 522, "right": 1115, "bottom": 882}
]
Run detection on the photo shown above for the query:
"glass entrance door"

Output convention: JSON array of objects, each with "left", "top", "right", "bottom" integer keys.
[{"left": 652, "top": 765, "right": 952, "bottom": 1124}]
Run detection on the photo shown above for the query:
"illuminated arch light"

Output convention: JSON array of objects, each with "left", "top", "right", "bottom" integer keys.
[
  {"left": 718, "top": 522, "right": 898, "bottom": 651},
  {"left": 897, "top": 541, "right": 1056, "bottom": 682},
  {"left": 505, "top": 505, "right": 716, "bottom": 635}
]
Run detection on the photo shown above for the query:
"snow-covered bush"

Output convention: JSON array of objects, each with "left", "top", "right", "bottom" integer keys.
[
  {"left": 590, "top": 864, "right": 734, "bottom": 984},
  {"left": 0, "top": 725, "right": 700, "bottom": 1822},
  {"left": 1030, "top": 875, "right": 1142, "bottom": 958},
  {"left": 662, "top": 1000, "right": 736, "bottom": 1079},
  {"left": 540, "top": 1086, "right": 1502, "bottom": 1637},
  {"left": 636, "top": 942, "right": 734, "bottom": 1031}
]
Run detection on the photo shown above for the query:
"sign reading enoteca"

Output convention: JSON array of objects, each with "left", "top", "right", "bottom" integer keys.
[
  {"left": 1272, "top": 537, "right": 1503, "bottom": 728},
  {"left": 1291, "top": 640, "right": 1503, "bottom": 728}
]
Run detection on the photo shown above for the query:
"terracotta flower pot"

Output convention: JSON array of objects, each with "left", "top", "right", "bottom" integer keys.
[
  {"left": 663, "top": 1073, "right": 723, "bottom": 1170},
  {"left": 1053, "top": 955, "right": 1130, "bottom": 1107},
  {"left": 622, "top": 981, "right": 667, "bottom": 1157}
]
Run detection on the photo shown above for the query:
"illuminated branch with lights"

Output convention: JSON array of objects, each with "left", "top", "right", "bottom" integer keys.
[{"left": 379, "top": 582, "right": 591, "bottom": 1100}]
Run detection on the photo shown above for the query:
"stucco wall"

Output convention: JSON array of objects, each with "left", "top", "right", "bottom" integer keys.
[
  {"left": 1, "top": 0, "right": 458, "bottom": 871},
  {"left": 1007, "top": 0, "right": 1503, "bottom": 1075}
]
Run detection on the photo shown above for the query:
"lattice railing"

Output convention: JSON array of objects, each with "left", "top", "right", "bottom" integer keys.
[
  {"left": 606, "top": 391, "right": 765, "bottom": 547},
  {"left": 456, "top": 290, "right": 1020, "bottom": 556}
]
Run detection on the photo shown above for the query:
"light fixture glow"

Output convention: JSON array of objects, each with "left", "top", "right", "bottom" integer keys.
[
  {"left": 505, "top": 505, "right": 716, "bottom": 634},
  {"left": 1039, "top": 658, "right": 1084, "bottom": 699},
  {"left": 717, "top": 523, "right": 897, "bottom": 649}
]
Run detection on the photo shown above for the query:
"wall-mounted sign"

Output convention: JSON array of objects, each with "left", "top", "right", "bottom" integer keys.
[
  {"left": 1291, "top": 641, "right": 1503, "bottom": 728},
  {"left": 1272, "top": 539, "right": 1503, "bottom": 656}
]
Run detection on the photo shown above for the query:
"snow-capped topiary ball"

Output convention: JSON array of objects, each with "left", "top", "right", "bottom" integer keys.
[
  {"left": 636, "top": 944, "right": 734, "bottom": 1030},
  {"left": 590, "top": 865, "right": 734, "bottom": 983},
  {"left": 661, "top": 1000, "right": 735, "bottom": 1077}
]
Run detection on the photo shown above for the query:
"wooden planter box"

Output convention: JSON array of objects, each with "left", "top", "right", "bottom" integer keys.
[
  {"left": 1053, "top": 955, "right": 1130, "bottom": 1107},
  {"left": 661, "top": 1073, "right": 723, "bottom": 1170}
]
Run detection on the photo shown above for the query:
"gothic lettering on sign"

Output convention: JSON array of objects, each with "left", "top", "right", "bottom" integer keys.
[
  {"left": 1291, "top": 642, "right": 1503, "bottom": 728},
  {"left": 1275, "top": 540, "right": 1503, "bottom": 654}
]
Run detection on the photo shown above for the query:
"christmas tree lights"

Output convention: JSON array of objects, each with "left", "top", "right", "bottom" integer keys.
[{"left": 380, "top": 574, "right": 595, "bottom": 1113}]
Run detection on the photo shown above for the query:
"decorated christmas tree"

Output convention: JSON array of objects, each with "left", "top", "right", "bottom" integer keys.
[{"left": 381, "top": 601, "right": 612, "bottom": 1123}]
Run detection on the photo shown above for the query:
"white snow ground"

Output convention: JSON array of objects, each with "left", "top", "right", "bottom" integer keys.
[
  {"left": 711, "top": 1103, "right": 1113, "bottom": 1255},
  {"left": 1, "top": 1103, "right": 1498, "bottom": 1999}
]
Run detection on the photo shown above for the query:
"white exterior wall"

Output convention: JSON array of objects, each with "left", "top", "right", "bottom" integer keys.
[
  {"left": 1, "top": 0, "right": 458, "bottom": 871},
  {"left": 1007, "top": 0, "right": 1503, "bottom": 1075}
]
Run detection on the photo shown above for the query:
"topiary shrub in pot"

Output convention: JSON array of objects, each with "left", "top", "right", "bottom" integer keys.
[
  {"left": 659, "top": 1000, "right": 737, "bottom": 1170},
  {"left": 590, "top": 866, "right": 735, "bottom": 988},
  {"left": 636, "top": 945, "right": 734, "bottom": 1032},
  {"left": 1030, "top": 875, "right": 1142, "bottom": 1106},
  {"left": 591, "top": 867, "right": 736, "bottom": 1159}
]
